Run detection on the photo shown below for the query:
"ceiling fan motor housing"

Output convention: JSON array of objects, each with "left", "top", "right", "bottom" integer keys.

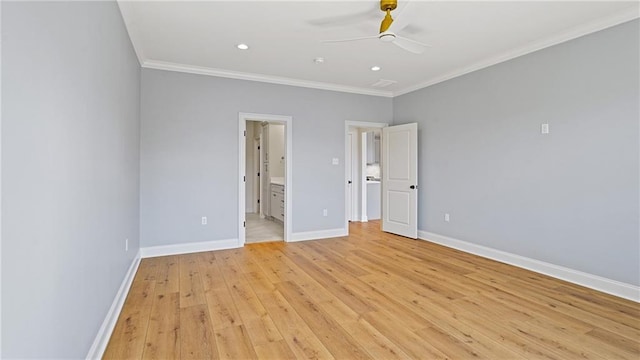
[{"left": 380, "top": 0, "right": 397, "bottom": 12}]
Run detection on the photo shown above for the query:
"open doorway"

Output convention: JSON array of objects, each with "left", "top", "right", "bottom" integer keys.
[
  {"left": 246, "top": 121, "right": 285, "bottom": 243},
  {"left": 239, "top": 113, "right": 292, "bottom": 246},
  {"left": 344, "top": 121, "right": 388, "bottom": 232}
]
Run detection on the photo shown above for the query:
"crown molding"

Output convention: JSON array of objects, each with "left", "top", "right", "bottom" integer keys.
[
  {"left": 393, "top": 7, "right": 639, "bottom": 97},
  {"left": 142, "top": 60, "right": 394, "bottom": 98}
]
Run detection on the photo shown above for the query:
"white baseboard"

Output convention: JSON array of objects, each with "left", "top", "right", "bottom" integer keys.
[
  {"left": 140, "top": 238, "right": 240, "bottom": 258},
  {"left": 290, "top": 228, "right": 348, "bottom": 242},
  {"left": 86, "top": 250, "right": 142, "bottom": 359},
  {"left": 418, "top": 231, "right": 639, "bottom": 302}
]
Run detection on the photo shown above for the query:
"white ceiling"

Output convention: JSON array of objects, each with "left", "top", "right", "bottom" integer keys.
[{"left": 118, "top": 1, "right": 639, "bottom": 97}]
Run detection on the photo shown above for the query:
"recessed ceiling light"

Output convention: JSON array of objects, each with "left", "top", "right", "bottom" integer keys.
[
  {"left": 314, "top": 57, "right": 325, "bottom": 64},
  {"left": 371, "top": 66, "right": 381, "bottom": 71},
  {"left": 237, "top": 43, "right": 249, "bottom": 50}
]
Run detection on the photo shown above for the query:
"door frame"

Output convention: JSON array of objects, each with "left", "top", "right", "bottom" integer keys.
[
  {"left": 344, "top": 121, "right": 388, "bottom": 234},
  {"left": 253, "top": 137, "right": 260, "bottom": 214},
  {"left": 258, "top": 134, "right": 265, "bottom": 218},
  {"left": 239, "top": 113, "right": 293, "bottom": 246}
]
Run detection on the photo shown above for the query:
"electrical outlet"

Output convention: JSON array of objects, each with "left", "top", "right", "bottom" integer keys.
[
  {"left": 323, "top": 209, "right": 328, "bottom": 217},
  {"left": 444, "top": 213, "right": 450, "bottom": 222},
  {"left": 201, "top": 216, "right": 207, "bottom": 225},
  {"left": 125, "top": 238, "right": 129, "bottom": 252}
]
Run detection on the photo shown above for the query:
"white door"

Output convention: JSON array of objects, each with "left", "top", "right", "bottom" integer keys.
[
  {"left": 346, "top": 133, "right": 353, "bottom": 221},
  {"left": 382, "top": 123, "right": 418, "bottom": 238}
]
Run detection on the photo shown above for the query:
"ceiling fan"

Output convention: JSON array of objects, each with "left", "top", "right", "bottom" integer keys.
[{"left": 322, "top": 0, "right": 429, "bottom": 54}]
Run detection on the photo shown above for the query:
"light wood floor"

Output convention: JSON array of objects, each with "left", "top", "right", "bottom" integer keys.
[{"left": 104, "top": 221, "right": 639, "bottom": 359}]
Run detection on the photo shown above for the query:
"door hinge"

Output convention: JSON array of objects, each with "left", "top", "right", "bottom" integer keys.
[
  {"left": 243, "top": 221, "right": 246, "bottom": 227},
  {"left": 257, "top": 172, "right": 260, "bottom": 176},
  {"left": 258, "top": 146, "right": 260, "bottom": 150},
  {"left": 244, "top": 130, "right": 246, "bottom": 136},
  {"left": 257, "top": 199, "right": 260, "bottom": 204},
  {"left": 243, "top": 176, "right": 246, "bottom": 182}
]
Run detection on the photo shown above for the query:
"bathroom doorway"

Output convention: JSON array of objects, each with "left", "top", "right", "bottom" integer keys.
[{"left": 238, "top": 113, "right": 292, "bottom": 246}]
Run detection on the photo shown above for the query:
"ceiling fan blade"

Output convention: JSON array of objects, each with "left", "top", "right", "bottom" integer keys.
[
  {"left": 387, "top": 0, "right": 413, "bottom": 34},
  {"left": 392, "top": 36, "right": 429, "bottom": 54},
  {"left": 322, "top": 35, "right": 379, "bottom": 44}
]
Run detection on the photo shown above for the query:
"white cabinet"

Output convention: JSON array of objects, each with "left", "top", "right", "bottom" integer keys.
[
  {"left": 366, "top": 182, "right": 381, "bottom": 220},
  {"left": 261, "top": 123, "right": 285, "bottom": 218},
  {"left": 270, "top": 184, "right": 284, "bottom": 222}
]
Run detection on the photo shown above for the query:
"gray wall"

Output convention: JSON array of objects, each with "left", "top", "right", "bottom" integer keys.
[
  {"left": 140, "top": 69, "right": 391, "bottom": 247},
  {"left": 393, "top": 20, "right": 639, "bottom": 285},
  {"left": 2, "top": 2, "right": 141, "bottom": 358}
]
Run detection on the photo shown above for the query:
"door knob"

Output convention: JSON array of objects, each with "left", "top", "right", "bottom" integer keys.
[
  {"left": 410, "top": 185, "right": 417, "bottom": 189},
  {"left": 348, "top": 180, "right": 352, "bottom": 184}
]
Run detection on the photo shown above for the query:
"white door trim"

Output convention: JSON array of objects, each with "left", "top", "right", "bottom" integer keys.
[
  {"left": 346, "top": 132, "right": 353, "bottom": 222},
  {"left": 344, "top": 121, "right": 388, "bottom": 233},
  {"left": 258, "top": 135, "right": 264, "bottom": 217},
  {"left": 0, "top": 2, "right": 4, "bottom": 354},
  {"left": 239, "top": 113, "right": 293, "bottom": 246},
  {"left": 350, "top": 131, "right": 358, "bottom": 221},
  {"left": 253, "top": 138, "right": 260, "bottom": 214}
]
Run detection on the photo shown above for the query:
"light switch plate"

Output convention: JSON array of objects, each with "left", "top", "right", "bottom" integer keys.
[
  {"left": 541, "top": 123, "right": 550, "bottom": 134},
  {"left": 332, "top": 158, "right": 339, "bottom": 165}
]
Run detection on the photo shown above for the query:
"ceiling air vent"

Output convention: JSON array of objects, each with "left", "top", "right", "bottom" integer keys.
[{"left": 371, "top": 79, "right": 397, "bottom": 88}]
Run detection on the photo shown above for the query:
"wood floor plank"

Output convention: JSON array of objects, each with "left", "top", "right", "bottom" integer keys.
[
  {"left": 153, "top": 255, "right": 180, "bottom": 295},
  {"left": 103, "top": 305, "right": 152, "bottom": 360},
  {"left": 281, "top": 248, "right": 377, "bottom": 314},
  {"left": 586, "top": 327, "right": 640, "bottom": 355},
  {"left": 205, "top": 287, "right": 244, "bottom": 330},
  {"left": 179, "top": 253, "right": 207, "bottom": 308},
  {"left": 450, "top": 304, "right": 570, "bottom": 359},
  {"left": 415, "top": 326, "right": 486, "bottom": 359},
  {"left": 252, "top": 245, "right": 336, "bottom": 303},
  {"left": 253, "top": 339, "right": 297, "bottom": 360},
  {"left": 339, "top": 317, "right": 412, "bottom": 359},
  {"left": 361, "top": 310, "right": 449, "bottom": 359},
  {"left": 215, "top": 325, "right": 258, "bottom": 360},
  {"left": 197, "top": 251, "right": 228, "bottom": 291},
  {"left": 468, "top": 271, "right": 640, "bottom": 341},
  {"left": 180, "top": 304, "right": 219, "bottom": 359},
  {"left": 276, "top": 281, "right": 371, "bottom": 360},
  {"left": 254, "top": 288, "right": 335, "bottom": 360},
  {"left": 513, "top": 316, "right": 631, "bottom": 359},
  {"left": 217, "top": 251, "right": 285, "bottom": 347},
  {"left": 135, "top": 258, "right": 160, "bottom": 281},
  {"left": 142, "top": 292, "right": 180, "bottom": 359},
  {"left": 105, "top": 221, "right": 640, "bottom": 360}
]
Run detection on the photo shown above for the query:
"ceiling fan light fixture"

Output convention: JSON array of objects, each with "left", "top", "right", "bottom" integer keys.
[
  {"left": 371, "top": 66, "right": 381, "bottom": 71},
  {"left": 320, "top": 0, "right": 427, "bottom": 55},
  {"left": 236, "top": 43, "right": 249, "bottom": 50},
  {"left": 379, "top": 32, "right": 396, "bottom": 42}
]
